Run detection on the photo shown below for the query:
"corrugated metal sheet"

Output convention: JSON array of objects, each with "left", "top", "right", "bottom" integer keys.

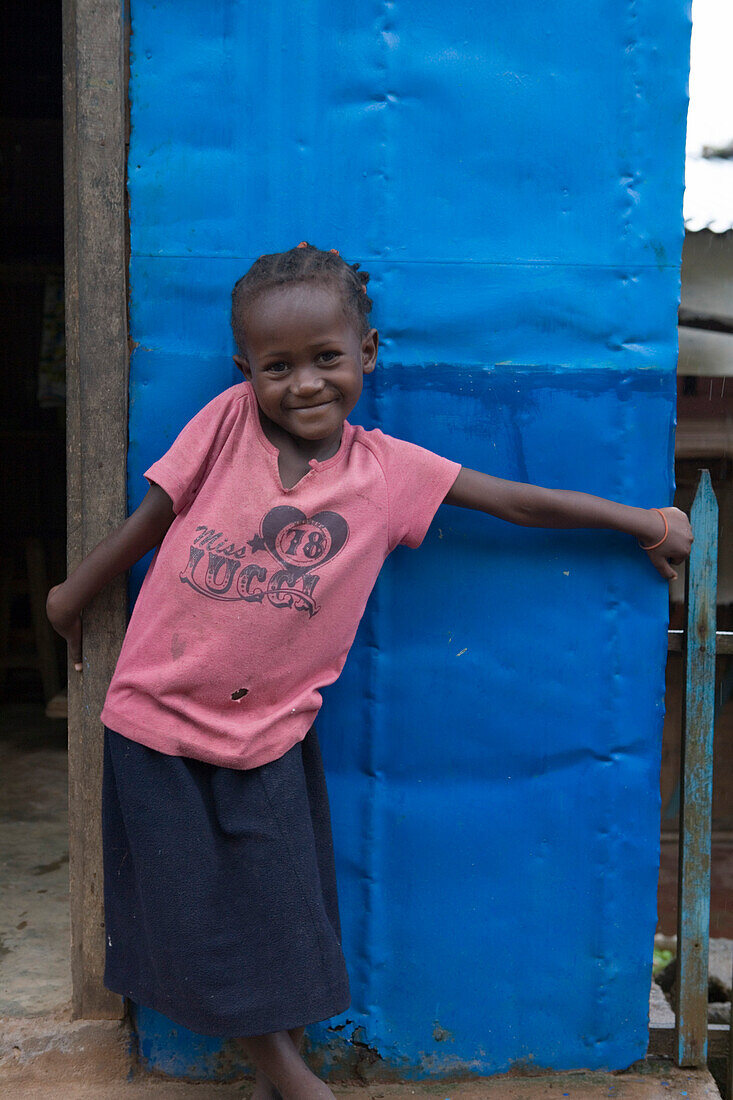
[{"left": 126, "top": 0, "right": 690, "bottom": 1080}]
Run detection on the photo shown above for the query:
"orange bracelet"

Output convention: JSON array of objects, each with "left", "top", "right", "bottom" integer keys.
[{"left": 639, "top": 508, "right": 668, "bottom": 551}]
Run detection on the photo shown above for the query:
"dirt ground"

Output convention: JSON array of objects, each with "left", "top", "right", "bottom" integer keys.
[{"left": 0, "top": 1061, "right": 721, "bottom": 1100}]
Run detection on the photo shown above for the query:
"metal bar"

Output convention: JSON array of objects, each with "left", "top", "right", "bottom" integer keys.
[
  {"left": 668, "top": 630, "right": 733, "bottom": 654},
  {"left": 676, "top": 470, "right": 719, "bottom": 1066}
]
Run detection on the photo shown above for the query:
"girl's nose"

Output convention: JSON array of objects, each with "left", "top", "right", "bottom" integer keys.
[{"left": 291, "top": 368, "right": 325, "bottom": 396}]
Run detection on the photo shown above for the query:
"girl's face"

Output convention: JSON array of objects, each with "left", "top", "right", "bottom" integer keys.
[{"left": 234, "top": 282, "right": 378, "bottom": 450}]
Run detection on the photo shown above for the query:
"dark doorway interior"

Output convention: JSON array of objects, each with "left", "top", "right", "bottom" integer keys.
[{"left": 0, "top": 1, "right": 71, "bottom": 1016}]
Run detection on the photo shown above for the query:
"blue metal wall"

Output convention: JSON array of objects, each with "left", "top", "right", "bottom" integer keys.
[{"left": 126, "top": 0, "right": 690, "bottom": 1078}]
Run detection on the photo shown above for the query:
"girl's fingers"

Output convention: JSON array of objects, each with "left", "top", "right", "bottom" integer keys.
[
  {"left": 646, "top": 508, "right": 693, "bottom": 576},
  {"left": 651, "top": 555, "right": 678, "bottom": 581},
  {"left": 67, "top": 619, "right": 83, "bottom": 670},
  {"left": 662, "top": 508, "right": 694, "bottom": 549},
  {"left": 47, "top": 588, "right": 83, "bottom": 667}
]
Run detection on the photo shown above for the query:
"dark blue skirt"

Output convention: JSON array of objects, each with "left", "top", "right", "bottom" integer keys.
[{"left": 102, "top": 726, "right": 350, "bottom": 1037}]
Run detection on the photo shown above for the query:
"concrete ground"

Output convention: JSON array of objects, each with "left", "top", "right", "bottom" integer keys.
[
  {"left": 19, "top": 1072, "right": 715, "bottom": 1100},
  {"left": 0, "top": 703, "right": 71, "bottom": 1017},
  {"left": 0, "top": 1035, "right": 722, "bottom": 1100},
  {"left": 0, "top": 1080, "right": 724, "bottom": 1100},
  {"left": 1, "top": 1006, "right": 719, "bottom": 1100}
]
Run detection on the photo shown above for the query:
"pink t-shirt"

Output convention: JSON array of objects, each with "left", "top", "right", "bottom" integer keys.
[{"left": 101, "top": 382, "right": 461, "bottom": 769}]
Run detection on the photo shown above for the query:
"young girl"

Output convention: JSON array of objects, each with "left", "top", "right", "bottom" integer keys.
[{"left": 47, "top": 242, "right": 692, "bottom": 1100}]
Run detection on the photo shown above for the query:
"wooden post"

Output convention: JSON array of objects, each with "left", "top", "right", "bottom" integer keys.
[
  {"left": 62, "top": 0, "right": 128, "bottom": 1018},
  {"left": 727, "top": 956, "right": 733, "bottom": 1100},
  {"left": 676, "top": 470, "right": 718, "bottom": 1066}
]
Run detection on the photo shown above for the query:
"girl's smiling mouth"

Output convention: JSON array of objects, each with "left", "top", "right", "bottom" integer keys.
[{"left": 289, "top": 398, "right": 337, "bottom": 411}]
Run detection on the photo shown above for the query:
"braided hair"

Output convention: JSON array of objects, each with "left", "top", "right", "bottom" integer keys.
[{"left": 231, "top": 242, "right": 373, "bottom": 353}]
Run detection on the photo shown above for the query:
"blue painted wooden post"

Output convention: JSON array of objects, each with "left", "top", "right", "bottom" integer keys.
[
  {"left": 676, "top": 470, "right": 718, "bottom": 1067},
  {"left": 728, "top": 978, "right": 733, "bottom": 1100}
]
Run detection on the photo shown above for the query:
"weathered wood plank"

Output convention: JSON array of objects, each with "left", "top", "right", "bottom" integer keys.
[
  {"left": 676, "top": 471, "right": 719, "bottom": 1066},
  {"left": 62, "top": 0, "right": 128, "bottom": 1019}
]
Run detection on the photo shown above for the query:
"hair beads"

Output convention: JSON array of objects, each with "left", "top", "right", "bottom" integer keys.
[{"left": 231, "top": 243, "right": 373, "bottom": 351}]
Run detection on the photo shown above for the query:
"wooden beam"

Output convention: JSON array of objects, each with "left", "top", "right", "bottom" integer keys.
[
  {"left": 677, "top": 326, "right": 733, "bottom": 377},
  {"left": 62, "top": 0, "right": 128, "bottom": 1019},
  {"left": 668, "top": 630, "right": 733, "bottom": 654},
  {"left": 675, "top": 418, "right": 733, "bottom": 460},
  {"left": 649, "top": 1025, "right": 729, "bottom": 1060},
  {"left": 676, "top": 471, "right": 719, "bottom": 1066}
]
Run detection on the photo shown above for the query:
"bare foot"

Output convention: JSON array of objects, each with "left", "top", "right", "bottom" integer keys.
[
  {"left": 239, "top": 1031, "right": 334, "bottom": 1100},
  {"left": 251, "top": 1070, "right": 282, "bottom": 1099}
]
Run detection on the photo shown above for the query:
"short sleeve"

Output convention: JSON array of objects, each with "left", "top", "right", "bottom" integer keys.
[
  {"left": 144, "top": 384, "right": 247, "bottom": 513},
  {"left": 367, "top": 430, "right": 461, "bottom": 550}
]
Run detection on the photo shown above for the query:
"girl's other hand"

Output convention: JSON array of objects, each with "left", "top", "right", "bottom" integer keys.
[
  {"left": 46, "top": 583, "right": 83, "bottom": 671},
  {"left": 42, "top": 484, "right": 176, "bottom": 675},
  {"left": 642, "top": 506, "right": 693, "bottom": 581}
]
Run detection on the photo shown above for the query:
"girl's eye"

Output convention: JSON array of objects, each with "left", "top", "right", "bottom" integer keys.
[
  {"left": 319, "top": 351, "right": 339, "bottom": 362},
  {"left": 267, "top": 362, "right": 289, "bottom": 374}
]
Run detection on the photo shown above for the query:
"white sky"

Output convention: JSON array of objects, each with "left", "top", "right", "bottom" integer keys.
[
  {"left": 684, "top": 0, "right": 733, "bottom": 230},
  {"left": 686, "top": 0, "right": 733, "bottom": 155}
]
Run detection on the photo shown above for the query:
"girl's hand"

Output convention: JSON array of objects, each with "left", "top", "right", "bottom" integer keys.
[
  {"left": 43, "top": 484, "right": 176, "bottom": 676},
  {"left": 47, "top": 584, "right": 83, "bottom": 671},
  {"left": 641, "top": 506, "right": 693, "bottom": 581}
]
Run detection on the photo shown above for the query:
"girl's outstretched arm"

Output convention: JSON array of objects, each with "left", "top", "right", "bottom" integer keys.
[
  {"left": 444, "top": 467, "right": 693, "bottom": 581},
  {"left": 46, "top": 483, "right": 175, "bottom": 669}
]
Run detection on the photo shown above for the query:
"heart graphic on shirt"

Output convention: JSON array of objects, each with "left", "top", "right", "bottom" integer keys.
[{"left": 261, "top": 506, "right": 349, "bottom": 575}]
